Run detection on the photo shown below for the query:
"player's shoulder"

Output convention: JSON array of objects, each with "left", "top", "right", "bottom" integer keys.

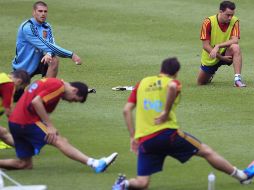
[
  {"left": 171, "top": 79, "right": 182, "bottom": 91},
  {"left": 202, "top": 17, "right": 212, "bottom": 24},
  {"left": 20, "top": 19, "right": 32, "bottom": 29},
  {"left": 41, "top": 77, "right": 62, "bottom": 84},
  {"left": 20, "top": 19, "right": 37, "bottom": 34}
]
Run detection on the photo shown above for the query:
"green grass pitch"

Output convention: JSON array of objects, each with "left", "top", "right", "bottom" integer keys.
[{"left": 0, "top": 0, "right": 254, "bottom": 189}]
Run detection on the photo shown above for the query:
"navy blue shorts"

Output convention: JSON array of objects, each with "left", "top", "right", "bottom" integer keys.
[
  {"left": 9, "top": 121, "right": 48, "bottom": 159},
  {"left": 137, "top": 129, "right": 201, "bottom": 176},
  {"left": 200, "top": 61, "right": 232, "bottom": 75},
  {"left": 200, "top": 52, "right": 232, "bottom": 75},
  {"left": 30, "top": 62, "right": 48, "bottom": 78}
]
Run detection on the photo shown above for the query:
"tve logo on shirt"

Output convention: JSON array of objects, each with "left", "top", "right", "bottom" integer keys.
[{"left": 143, "top": 99, "right": 163, "bottom": 112}]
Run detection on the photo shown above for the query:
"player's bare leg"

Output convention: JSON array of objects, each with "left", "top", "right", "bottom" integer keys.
[
  {"left": 197, "top": 69, "right": 213, "bottom": 85},
  {"left": 52, "top": 135, "right": 118, "bottom": 173},
  {"left": 0, "top": 126, "right": 14, "bottom": 146},
  {"left": 225, "top": 44, "right": 246, "bottom": 87},
  {"left": 0, "top": 157, "right": 33, "bottom": 170},
  {"left": 52, "top": 135, "right": 89, "bottom": 164},
  {"left": 46, "top": 57, "right": 59, "bottom": 78}
]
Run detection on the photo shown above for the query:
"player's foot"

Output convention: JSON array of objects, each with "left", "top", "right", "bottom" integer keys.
[
  {"left": 208, "top": 75, "right": 214, "bottom": 83},
  {"left": 94, "top": 152, "right": 118, "bottom": 173},
  {"left": 112, "top": 174, "right": 126, "bottom": 190},
  {"left": 112, "top": 86, "right": 134, "bottom": 91},
  {"left": 88, "top": 88, "right": 96, "bottom": 93},
  {"left": 241, "top": 161, "right": 254, "bottom": 184},
  {"left": 234, "top": 80, "right": 246, "bottom": 88},
  {"left": 0, "top": 141, "right": 12, "bottom": 149}
]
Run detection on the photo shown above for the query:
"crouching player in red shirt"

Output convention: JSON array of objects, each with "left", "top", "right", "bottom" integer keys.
[{"left": 0, "top": 78, "right": 117, "bottom": 173}]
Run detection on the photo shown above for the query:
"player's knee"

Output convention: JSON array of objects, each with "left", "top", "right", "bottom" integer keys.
[
  {"left": 50, "top": 58, "right": 59, "bottom": 69},
  {"left": 54, "top": 136, "right": 69, "bottom": 147},
  {"left": 136, "top": 177, "right": 150, "bottom": 189},
  {"left": 230, "top": 44, "right": 241, "bottom": 54},
  {"left": 0, "top": 127, "right": 8, "bottom": 137},
  {"left": 60, "top": 136, "right": 68, "bottom": 144},
  {"left": 198, "top": 144, "right": 214, "bottom": 158},
  {"left": 16, "top": 159, "right": 33, "bottom": 169},
  {"left": 197, "top": 80, "right": 206, "bottom": 85},
  {"left": 197, "top": 77, "right": 209, "bottom": 85}
]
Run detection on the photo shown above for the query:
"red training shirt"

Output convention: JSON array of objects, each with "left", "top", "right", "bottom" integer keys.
[
  {"left": 9, "top": 78, "right": 65, "bottom": 124},
  {"left": 0, "top": 82, "right": 15, "bottom": 109}
]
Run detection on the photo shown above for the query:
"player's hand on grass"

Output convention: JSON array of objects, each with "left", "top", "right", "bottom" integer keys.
[{"left": 72, "top": 53, "right": 82, "bottom": 65}]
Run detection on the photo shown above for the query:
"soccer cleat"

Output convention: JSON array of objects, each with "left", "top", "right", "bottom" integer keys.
[
  {"left": 112, "top": 174, "right": 126, "bottom": 190},
  {"left": 94, "top": 152, "right": 118, "bottom": 173},
  {"left": 208, "top": 75, "right": 214, "bottom": 84},
  {"left": 241, "top": 161, "right": 254, "bottom": 184},
  {"left": 234, "top": 80, "right": 246, "bottom": 88},
  {"left": 112, "top": 86, "right": 134, "bottom": 91},
  {"left": 88, "top": 88, "right": 96, "bottom": 93},
  {"left": 0, "top": 141, "right": 12, "bottom": 149}
]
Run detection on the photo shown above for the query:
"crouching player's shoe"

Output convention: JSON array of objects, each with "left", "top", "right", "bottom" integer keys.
[
  {"left": 241, "top": 161, "right": 254, "bottom": 184},
  {"left": 234, "top": 80, "right": 246, "bottom": 88},
  {"left": 112, "top": 174, "right": 126, "bottom": 190},
  {"left": 94, "top": 152, "right": 118, "bottom": 173},
  {"left": 0, "top": 141, "right": 12, "bottom": 149}
]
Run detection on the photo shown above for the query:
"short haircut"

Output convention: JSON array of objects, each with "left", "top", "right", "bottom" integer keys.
[
  {"left": 70, "top": 82, "right": 88, "bottom": 103},
  {"left": 220, "top": 1, "right": 235, "bottom": 11},
  {"left": 12, "top": 70, "right": 31, "bottom": 86},
  {"left": 160, "top": 57, "right": 180, "bottom": 76},
  {"left": 33, "top": 1, "right": 48, "bottom": 10}
]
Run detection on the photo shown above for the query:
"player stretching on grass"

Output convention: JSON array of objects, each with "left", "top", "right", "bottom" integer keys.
[
  {"left": 197, "top": 1, "right": 246, "bottom": 87},
  {"left": 0, "top": 78, "right": 117, "bottom": 172},
  {"left": 0, "top": 70, "right": 30, "bottom": 149},
  {"left": 112, "top": 57, "right": 254, "bottom": 190}
]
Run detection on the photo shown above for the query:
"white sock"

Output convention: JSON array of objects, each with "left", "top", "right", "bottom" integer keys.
[
  {"left": 87, "top": 158, "right": 100, "bottom": 168},
  {"left": 87, "top": 158, "right": 94, "bottom": 167},
  {"left": 230, "top": 167, "right": 247, "bottom": 181},
  {"left": 123, "top": 180, "right": 129, "bottom": 190},
  {"left": 234, "top": 74, "right": 241, "bottom": 81}
]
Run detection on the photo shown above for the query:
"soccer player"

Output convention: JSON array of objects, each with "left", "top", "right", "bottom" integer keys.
[
  {"left": 0, "top": 78, "right": 117, "bottom": 172},
  {"left": 112, "top": 57, "right": 254, "bottom": 190},
  {"left": 197, "top": 1, "right": 246, "bottom": 87},
  {"left": 12, "top": 1, "right": 82, "bottom": 101},
  {"left": 0, "top": 70, "right": 31, "bottom": 149}
]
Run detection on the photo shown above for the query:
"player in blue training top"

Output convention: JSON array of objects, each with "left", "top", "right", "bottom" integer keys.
[{"left": 12, "top": 1, "right": 82, "bottom": 79}]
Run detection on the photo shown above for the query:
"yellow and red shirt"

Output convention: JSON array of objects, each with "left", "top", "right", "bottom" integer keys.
[
  {"left": 9, "top": 78, "right": 65, "bottom": 124},
  {"left": 128, "top": 74, "right": 181, "bottom": 140},
  {"left": 200, "top": 15, "right": 240, "bottom": 41},
  {"left": 200, "top": 15, "right": 239, "bottom": 66},
  {"left": 0, "top": 73, "right": 15, "bottom": 113}
]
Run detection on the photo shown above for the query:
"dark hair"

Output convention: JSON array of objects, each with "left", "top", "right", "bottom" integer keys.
[
  {"left": 70, "top": 82, "right": 88, "bottom": 103},
  {"left": 160, "top": 57, "right": 180, "bottom": 76},
  {"left": 12, "top": 70, "right": 31, "bottom": 86},
  {"left": 220, "top": 1, "right": 235, "bottom": 11},
  {"left": 33, "top": 1, "right": 48, "bottom": 10}
]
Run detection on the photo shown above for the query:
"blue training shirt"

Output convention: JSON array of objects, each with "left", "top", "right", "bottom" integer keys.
[{"left": 12, "top": 18, "right": 73, "bottom": 75}]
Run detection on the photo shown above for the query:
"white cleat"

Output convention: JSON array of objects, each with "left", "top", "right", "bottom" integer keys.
[{"left": 94, "top": 152, "right": 118, "bottom": 173}]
